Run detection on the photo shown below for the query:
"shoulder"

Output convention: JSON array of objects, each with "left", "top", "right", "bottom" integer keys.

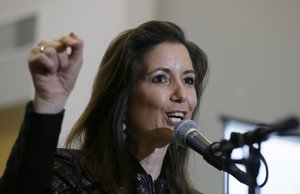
[
  {"left": 47, "top": 148, "right": 102, "bottom": 193},
  {"left": 53, "top": 148, "right": 82, "bottom": 178},
  {"left": 54, "top": 148, "right": 81, "bottom": 167}
]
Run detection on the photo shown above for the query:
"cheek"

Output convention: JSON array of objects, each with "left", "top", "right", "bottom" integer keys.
[
  {"left": 131, "top": 88, "right": 169, "bottom": 112},
  {"left": 127, "top": 88, "right": 170, "bottom": 136},
  {"left": 188, "top": 90, "right": 198, "bottom": 112}
]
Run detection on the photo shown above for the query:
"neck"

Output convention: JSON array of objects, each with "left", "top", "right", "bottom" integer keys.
[
  {"left": 127, "top": 127, "right": 172, "bottom": 181},
  {"left": 137, "top": 145, "right": 169, "bottom": 181}
]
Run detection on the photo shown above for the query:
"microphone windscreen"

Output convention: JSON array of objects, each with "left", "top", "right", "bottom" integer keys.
[{"left": 173, "top": 120, "right": 198, "bottom": 146}]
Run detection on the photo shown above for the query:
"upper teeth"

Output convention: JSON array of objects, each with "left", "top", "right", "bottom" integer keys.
[{"left": 168, "top": 112, "right": 184, "bottom": 117}]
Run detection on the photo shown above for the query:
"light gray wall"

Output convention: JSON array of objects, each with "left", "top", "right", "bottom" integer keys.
[
  {"left": 1, "top": 1, "right": 299, "bottom": 194},
  {"left": 0, "top": 0, "right": 39, "bottom": 108}
]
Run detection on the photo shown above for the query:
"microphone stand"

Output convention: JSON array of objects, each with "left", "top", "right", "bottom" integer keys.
[
  {"left": 218, "top": 131, "right": 262, "bottom": 194},
  {"left": 247, "top": 144, "right": 261, "bottom": 194},
  {"left": 213, "top": 116, "right": 299, "bottom": 194}
]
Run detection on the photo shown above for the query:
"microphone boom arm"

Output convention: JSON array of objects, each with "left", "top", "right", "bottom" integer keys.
[{"left": 186, "top": 130, "right": 251, "bottom": 185}]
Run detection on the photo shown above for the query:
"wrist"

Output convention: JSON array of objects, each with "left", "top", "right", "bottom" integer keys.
[{"left": 33, "top": 94, "right": 68, "bottom": 114}]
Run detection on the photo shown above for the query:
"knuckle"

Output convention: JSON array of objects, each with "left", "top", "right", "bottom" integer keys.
[{"left": 37, "top": 40, "right": 47, "bottom": 46}]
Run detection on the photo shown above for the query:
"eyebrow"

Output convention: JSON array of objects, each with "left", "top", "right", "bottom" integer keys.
[{"left": 147, "top": 67, "right": 195, "bottom": 76}]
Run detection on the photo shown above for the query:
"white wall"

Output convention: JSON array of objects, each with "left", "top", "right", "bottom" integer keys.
[
  {"left": 157, "top": 0, "right": 300, "bottom": 194},
  {"left": 1, "top": 0, "right": 300, "bottom": 194}
]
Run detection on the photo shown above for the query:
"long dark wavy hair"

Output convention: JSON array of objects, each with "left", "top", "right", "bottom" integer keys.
[{"left": 66, "top": 20, "right": 208, "bottom": 194}]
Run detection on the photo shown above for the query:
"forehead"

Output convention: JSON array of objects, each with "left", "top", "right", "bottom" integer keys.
[{"left": 143, "top": 42, "right": 193, "bottom": 72}]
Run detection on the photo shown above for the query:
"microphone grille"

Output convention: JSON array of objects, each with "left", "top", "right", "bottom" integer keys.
[{"left": 173, "top": 119, "right": 198, "bottom": 146}]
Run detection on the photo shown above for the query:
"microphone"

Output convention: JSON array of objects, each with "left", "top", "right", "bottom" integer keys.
[{"left": 173, "top": 119, "right": 250, "bottom": 185}]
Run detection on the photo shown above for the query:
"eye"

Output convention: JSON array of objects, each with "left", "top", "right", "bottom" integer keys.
[
  {"left": 152, "top": 74, "right": 168, "bottom": 83},
  {"left": 183, "top": 77, "right": 195, "bottom": 85}
]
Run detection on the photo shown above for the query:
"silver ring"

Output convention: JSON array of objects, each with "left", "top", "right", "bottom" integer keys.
[{"left": 39, "top": 46, "right": 46, "bottom": 53}]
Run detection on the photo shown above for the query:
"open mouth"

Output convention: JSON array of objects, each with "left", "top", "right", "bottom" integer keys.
[{"left": 166, "top": 112, "right": 184, "bottom": 123}]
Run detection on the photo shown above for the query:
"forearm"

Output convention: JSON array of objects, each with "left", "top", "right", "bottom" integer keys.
[{"left": 0, "top": 101, "right": 64, "bottom": 194}]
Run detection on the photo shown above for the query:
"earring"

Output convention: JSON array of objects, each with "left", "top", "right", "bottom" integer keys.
[{"left": 122, "top": 120, "right": 127, "bottom": 140}]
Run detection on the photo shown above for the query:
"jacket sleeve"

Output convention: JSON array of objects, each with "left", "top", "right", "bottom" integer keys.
[{"left": 0, "top": 101, "right": 65, "bottom": 194}]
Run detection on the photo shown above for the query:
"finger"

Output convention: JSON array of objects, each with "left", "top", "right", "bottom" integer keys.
[
  {"left": 28, "top": 52, "right": 58, "bottom": 75},
  {"left": 60, "top": 32, "right": 83, "bottom": 47},
  {"left": 29, "top": 46, "right": 41, "bottom": 56},
  {"left": 57, "top": 50, "right": 68, "bottom": 69},
  {"left": 29, "top": 42, "right": 62, "bottom": 74},
  {"left": 29, "top": 33, "right": 83, "bottom": 76},
  {"left": 41, "top": 46, "right": 60, "bottom": 67},
  {"left": 37, "top": 40, "right": 49, "bottom": 47},
  {"left": 29, "top": 40, "right": 49, "bottom": 57},
  {"left": 39, "top": 40, "right": 69, "bottom": 69},
  {"left": 35, "top": 39, "right": 66, "bottom": 54},
  {"left": 28, "top": 45, "right": 53, "bottom": 69},
  {"left": 44, "top": 40, "right": 69, "bottom": 69},
  {"left": 44, "top": 40, "right": 66, "bottom": 52},
  {"left": 59, "top": 32, "right": 84, "bottom": 63}
]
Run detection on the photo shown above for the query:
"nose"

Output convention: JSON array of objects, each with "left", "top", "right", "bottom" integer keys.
[{"left": 170, "top": 81, "right": 187, "bottom": 103}]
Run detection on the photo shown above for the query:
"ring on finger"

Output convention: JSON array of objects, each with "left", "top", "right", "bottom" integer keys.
[{"left": 39, "top": 46, "right": 47, "bottom": 53}]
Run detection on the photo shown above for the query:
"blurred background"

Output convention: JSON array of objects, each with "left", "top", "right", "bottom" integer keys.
[{"left": 0, "top": 0, "right": 299, "bottom": 193}]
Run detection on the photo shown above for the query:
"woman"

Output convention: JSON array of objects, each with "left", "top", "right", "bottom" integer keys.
[{"left": 0, "top": 21, "right": 208, "bottom": 194}]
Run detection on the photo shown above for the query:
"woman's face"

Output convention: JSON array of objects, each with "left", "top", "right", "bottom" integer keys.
[{"left": 127, "top": 43, "right": 197, "bottom": 146}]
